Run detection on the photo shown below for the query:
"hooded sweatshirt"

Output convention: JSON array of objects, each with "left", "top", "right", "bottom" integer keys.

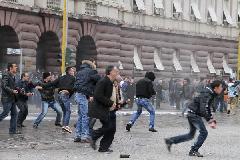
[{"left": 135, "top": 72, "right": 156, "bottom": 99}]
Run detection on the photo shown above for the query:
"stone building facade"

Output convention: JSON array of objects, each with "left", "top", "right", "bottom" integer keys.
[{"left": 0, "top": 0, "right": 239, "bottom": 79}]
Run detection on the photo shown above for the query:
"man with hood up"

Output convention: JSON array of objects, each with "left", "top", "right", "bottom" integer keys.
[
  {"left": 74, "top": 59, "right": 101, "bottom": 143},
  {"left": 126, "top": 72, "right": 157, "bottom": 132}
]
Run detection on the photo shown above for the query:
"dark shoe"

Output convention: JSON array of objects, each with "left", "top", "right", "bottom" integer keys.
[
  {"left": 164, "top": 138, "right": 172, "bottom": 152},
  {"left": 74, "top": 137, "right": 81, "bottom": 143},
  {"left": 98, "top": 149, "right": 113, "bottom": 153},
  {"left": 55, "top": 123, "right": 62, "bottom": 127},
  {"left": 126, "top": 123, "right": 132, "bottom": 132},
  {"left": 9, "top": 131, "right": 22, "bottom": 135},
  {"left": 21, "top": 124, "right": 26, "bottom": 128},
  {"left": 74, "top": 123, "right": 77, "bottom": 128},
  {"left": 189, "top": 150, "right": 203, "bottom": 157},
  {"left": 90, "top": 139, "right": 97, "bottom": 150},
  {"left": 227, "top": 110, "right": 231, "bottom": 114},
  {"left": 17, "top": 124, "right": 22, "bottom": 128},
  {"left": 149, "top": 128, "right": 158, "bottom": 132},
  {"left": 33, "top": 124, "right": 38, "bottom": 129}
]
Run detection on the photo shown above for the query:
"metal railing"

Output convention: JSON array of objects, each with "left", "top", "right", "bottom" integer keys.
[
  {"left": 85, "top": 2, "right": 97, "bottom": 16},
  {"left": 47, "top": 0, "right": 61, "bottom": 10},
  {"left": 1, "top": 0, "right": 18, "bottom": 3}
]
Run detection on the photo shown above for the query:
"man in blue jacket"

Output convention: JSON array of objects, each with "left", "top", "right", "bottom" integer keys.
[{"left": 74, "top": 59, "right": 101, "bottom": 143}]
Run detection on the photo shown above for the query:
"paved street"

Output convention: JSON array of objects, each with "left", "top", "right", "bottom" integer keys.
[{"left": 0, "top": 104, "right": 240, "bottom": 160}]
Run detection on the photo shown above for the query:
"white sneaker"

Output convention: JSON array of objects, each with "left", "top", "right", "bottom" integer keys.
[{"left": 62, "top": 126, "right": 72, "bottom": 133}]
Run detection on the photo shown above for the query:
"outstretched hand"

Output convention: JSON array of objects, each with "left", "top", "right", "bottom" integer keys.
[
  {"left": 35, "top": 86, "right": 43, "bottom": 90},
  {"left": 13, "top": 90, "right": 18, "bottom": 94},
  {"left": 209, "top": 121, "right": 216, "bottom": 129}
]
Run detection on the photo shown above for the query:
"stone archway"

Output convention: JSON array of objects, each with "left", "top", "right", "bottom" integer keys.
[
  {"left": 76, "top": 36, "right": 97, "bottom": 71},
  {"left": 36, "top": 31, "right": 61, "bottom": 73},
  {"left": 0, "top": 25, "right": 20, "bottom": 70}
]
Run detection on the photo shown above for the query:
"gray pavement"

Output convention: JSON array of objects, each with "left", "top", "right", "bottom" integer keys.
[{"left": 0, "top": 105, "right": 240, "bottom": 160}]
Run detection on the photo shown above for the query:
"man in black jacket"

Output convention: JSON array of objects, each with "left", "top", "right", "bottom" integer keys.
[
  {"left": 88, "top": 65, "right": 119, "bottom": 153},
  {"left": 155, "top": 80, "right": 163, "bottom": 109},
  {"left": 16, "top": 72, "right": 34, "bottom": 128},
  {"left": 33, "top": 72, "right": 62, "bottom": 128},
  {"left": 0, "top": 63, "right": 19, "bottom": 134},
  {"left": 181, "top": 78, "right": 194, "bottom": 117},
  {"left": 126, "top": 72, "right": 157, "bottom": 132},
  {"left": 174, "top": 79, "right": 183, "bottom": 110},
  {"left": 74, "top": 59, "right": 101, "bottom": 142},
  {"left": 126, "top": 78, "right": 135, "bottom": 109},
  {"left": 165, "top": 80, "right": 222, "bottom": 157},
  {"left": 41, "top": 67, "right": 75, "bottom": 133},
  {"left": 169, "top": 78, "right": 175, "bottom": 107}
]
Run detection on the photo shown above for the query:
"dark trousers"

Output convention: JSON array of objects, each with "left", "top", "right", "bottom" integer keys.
[
  {"left": 89, "top": 117, "right": 97, "bottom": 137},
  {"left": 156, "top": 94, "right": 161, "bottom": 109},
  {"left": 92, "top": 113, "right": 116, "bottom": 150},
  {"left": 168, "top": 113, "right": 208, "bottom": 152},
  {"left": 175, "top": 97, "right": 181, "bottom": 110},
  {"left": 17, "top": 101, "right": 28, "bottom": 126},
  {"left": 0, "top": 101, "right": 18, "bottom": 133},
  {"left": 169, "top": 93, "right": 175, "bottom": 106}
]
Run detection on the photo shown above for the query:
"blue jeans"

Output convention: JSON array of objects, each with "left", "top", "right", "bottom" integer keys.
[
  {"left": 75, "top": 93, "right": 89, "bottom": 140},
  {"left": 129, "top": 98, "right": 155, "bottom": 128},
  {"left": 58, "top": 93, "right": 71, "bottom": 126},
  {"left": 34, "top": 101, "right": 62, "bottom": 125},
  {"left": 168, "top": 113, "right": 208, "bottom": 151},
  {"left": 0, "top": 101, "right": 17, "bottom": 133}
]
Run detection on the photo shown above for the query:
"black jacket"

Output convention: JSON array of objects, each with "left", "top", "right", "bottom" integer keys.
[
  {"left": 1, "top": 71, "right": 16, "bottom": 103},
  {"left": 188, "top": 86, "right": 215, "bottom": 122},
  {"left": 183, "top": 83, "right": 194, "bottom": 100},
  {"left": 88, "top": 76, "right": 114, "bottom": 121},
  {"left": 43, "top": 74, "right": 75, "bottom": 97},
  {"left": 16, "top": 80, "right": 34, "bottom": 102},
  {"left": 169, "top": 79, "right": 175, "bottom": 94},
  {"left": 38, "top": 81, "right": 55, "bottom": 102},
  {"left": 136, "top": 78, "right": 156, "bottom": 99},
  {"left": 174, "top": 82, "right": 183, "bottom": 99},
  {"left": 74, "top": 60, "right": 101, "bottom": 97}
]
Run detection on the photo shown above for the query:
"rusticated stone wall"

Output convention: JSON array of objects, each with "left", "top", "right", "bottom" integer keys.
[{"left": 0, "top": 7, "right": 237, "bottom": 79}]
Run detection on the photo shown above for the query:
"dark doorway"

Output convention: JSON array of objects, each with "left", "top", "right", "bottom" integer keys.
[
  {"left": 36, "top": 31, "right": 61, "bottom": 73},
  {"left": 76, "top": 36, "right": 97, "bottom": 71},
  {"left": 0, "top": 25, "right": 20, "bottom": 71}
]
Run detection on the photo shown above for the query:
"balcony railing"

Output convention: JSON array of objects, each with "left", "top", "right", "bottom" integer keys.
[
  {"left": 47, "top": 0, "right": 61, "bottom": 10},
  {"left": 85, "top": 2, "right": 97, "bottom": 16},
  {"left": 1, "top": 0, "right": 18, "bottom": 3}
]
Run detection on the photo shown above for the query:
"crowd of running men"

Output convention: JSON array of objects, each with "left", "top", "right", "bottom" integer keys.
[{"left": 0, "top": 60, "right": 239, "bottom": 156}]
